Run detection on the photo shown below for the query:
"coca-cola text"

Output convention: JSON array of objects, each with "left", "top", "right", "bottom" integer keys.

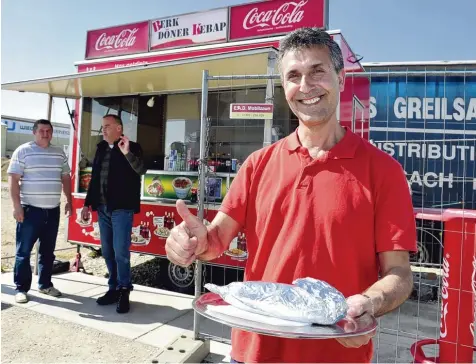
[
  {"left": 440, "top": 254, "right": 450, "bottom": 338},
  {"left": 243, "top": 0, "right": 307, "bottom": 30},
  {"left": 95, "top": 28, "right": 139, "bottom": 51}
]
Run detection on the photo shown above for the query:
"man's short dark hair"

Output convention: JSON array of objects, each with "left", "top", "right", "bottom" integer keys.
[
  {"left": 103, "top": 114, "right": 123, "bottom": 127},
  {"left": 278, "top": 27, "right": 344, "bottom": 75},
  {"left": 33, "top": 119, "right": 53, "bottom": 132}
]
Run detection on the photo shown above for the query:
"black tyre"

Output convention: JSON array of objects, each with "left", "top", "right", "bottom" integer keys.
[
  {"left": 411, "top": 227, "right": 443, "bottom": 266},
  {"left": 159, "top": 260, "right": 196, "bottom": 295}
]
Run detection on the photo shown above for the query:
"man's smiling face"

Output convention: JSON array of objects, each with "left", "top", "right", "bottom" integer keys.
[{"left": 281, "top": 46, "right": 345, "bottom": 127}]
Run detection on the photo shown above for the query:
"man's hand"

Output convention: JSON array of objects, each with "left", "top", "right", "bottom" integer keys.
[
  {"left": 13, "top": 204, "right": 24, "bottom": 223},
  {"left": 81, "top": 206, "right": 91, "bottom": 222},
  {"left": 165, "top": 200, "right": 208, "bottom": 267},
  {"left": 118, "top": 135, "right": 130, "bottom": 155},
  {"left": 336, "top": 294, "right": 376, "bottom": 348},
  {"left": 65, "top": 202, "right": 72, "bottom": 217}
]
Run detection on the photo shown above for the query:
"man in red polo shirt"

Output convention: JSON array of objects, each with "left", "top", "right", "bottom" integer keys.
[{"left": 166, "top": 27, "right": 416, "bottom": 363}]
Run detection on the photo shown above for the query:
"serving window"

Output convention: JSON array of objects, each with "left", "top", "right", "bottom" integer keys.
[{"left": 78, "top": 86, "right": 295, "bottom": 193}]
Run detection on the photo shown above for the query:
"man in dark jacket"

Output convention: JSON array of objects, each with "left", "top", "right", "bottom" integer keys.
[{"left": 81, "top": 114, "right": 146, "bottom": 313}]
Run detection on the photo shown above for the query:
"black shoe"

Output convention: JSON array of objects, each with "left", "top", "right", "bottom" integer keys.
[
  {"left": 116, "top": 288, "right": 130, "bottom": 314},
  {"left": 96, "top": 290, "right": 119, "bottom": 305}
]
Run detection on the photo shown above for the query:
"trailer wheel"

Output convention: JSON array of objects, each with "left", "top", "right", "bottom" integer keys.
[
  {"left": 410, "top": 240, "right": 430, "bottom": 265},
  {"left": 411, "top": 227, "right": 443, "bottom": 266},
  {"left": 160, "top": 260, "right": 195, "bottom": 295}
]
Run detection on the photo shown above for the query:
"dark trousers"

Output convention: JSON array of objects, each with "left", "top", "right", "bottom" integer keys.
[
  {"left": 97, "top": 205, "right": 134, "bottom": 290},
  {"left": 14, "top": 205, "right": 60, "bottom": 292}
]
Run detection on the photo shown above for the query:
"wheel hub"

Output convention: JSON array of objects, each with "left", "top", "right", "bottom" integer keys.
[{"left": 168, "top": 263, "right": 194, "bottom": 288}]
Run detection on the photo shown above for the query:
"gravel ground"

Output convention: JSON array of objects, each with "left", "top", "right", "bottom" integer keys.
[
  {"left": 1, "top": 302, "right": 163, "bottom": 363},
  {"left": 0, "top": 183, "right": 189, "bottom": 363},
  {"left": 1, "top": 185, "right": 159, "bottom": 283},
  {"left": 1, "top": 185, "right": 69, "bottom": 263}
]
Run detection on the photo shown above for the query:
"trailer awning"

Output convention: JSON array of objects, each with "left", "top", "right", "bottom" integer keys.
[{"left": 1, "top": 47, "right": 277, "bottom": 99}]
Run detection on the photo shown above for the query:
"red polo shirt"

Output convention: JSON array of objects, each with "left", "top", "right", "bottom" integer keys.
[{"left": 219, "top": 127, "right": 416, "bottom": 363}]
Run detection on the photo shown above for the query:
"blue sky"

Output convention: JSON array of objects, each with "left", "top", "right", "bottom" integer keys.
[{"left": 2, "top": 0, "right": 475, "bottom": 124}]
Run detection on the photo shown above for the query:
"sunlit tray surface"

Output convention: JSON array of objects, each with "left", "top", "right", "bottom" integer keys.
[{"left": 192, "top": 292, "right": 378, "bottom": 339}]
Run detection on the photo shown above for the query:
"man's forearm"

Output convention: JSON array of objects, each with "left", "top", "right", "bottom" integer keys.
[
  {"left": 363, "top": 266, "right": 413, "bottom": 317},
  {"left": 125, "top": 152, "right": 147, "bottom": 175},
  {"left": 9, "top": 179, "right": 21, "bottom": 208},
  {"left": 62, "top": 176, "right": 73, "bottom": 204}
]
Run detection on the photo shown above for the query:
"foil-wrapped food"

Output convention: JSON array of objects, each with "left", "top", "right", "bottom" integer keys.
[{"left": 204, "top": 277, "right": 348, "bottom": 325}]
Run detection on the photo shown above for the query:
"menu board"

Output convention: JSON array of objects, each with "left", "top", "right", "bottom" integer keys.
[
  {"left": 205, "top": 176, "right": 227, "bottom": 204},
  {"left": 142, "top": 173, "right": 198, "bottom": 201},
  {"left": 141, "top": 172, "right": 237, "bottom": 203}
]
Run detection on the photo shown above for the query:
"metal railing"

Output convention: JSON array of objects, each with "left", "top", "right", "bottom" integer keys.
[{"left": 192, "top": 68, "right": 476, "bottom": 363}]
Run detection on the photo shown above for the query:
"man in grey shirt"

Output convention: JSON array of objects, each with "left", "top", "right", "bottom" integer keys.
[{"left": 8, "top": 119, "right": 72, "bottom": 303}]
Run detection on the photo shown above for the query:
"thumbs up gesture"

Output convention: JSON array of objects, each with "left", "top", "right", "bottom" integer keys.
[{"left": 165, "top": 200, "right": 208, "bottom": 267}]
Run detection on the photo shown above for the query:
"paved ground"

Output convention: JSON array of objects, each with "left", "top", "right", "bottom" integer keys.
[
  {"left": 2, "top": 270, "right": 472, "bottom": 363},
  {"left": 1, "top": 302, "right": 162, "bottom": 363},
  {"left": 1, "top": 272, "right": 231, "bottom": 363}
]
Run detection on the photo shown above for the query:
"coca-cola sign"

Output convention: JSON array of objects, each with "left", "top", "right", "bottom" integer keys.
[
  {"left": 229, "top": 0, "right": 326, "bottom": 41},
  {"left": 85, "top": 21, "right": 149, "bottom": 59},
  {"left": 439, "top": 254, "right": 450, "bottom": 338}
]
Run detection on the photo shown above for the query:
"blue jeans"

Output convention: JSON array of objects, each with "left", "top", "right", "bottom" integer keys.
[
  {"left": 14, "top": 205, "right": 60, "bottom": 292},
  {"left": 97, "top": 205, "right": 134, "bottom": 291}
]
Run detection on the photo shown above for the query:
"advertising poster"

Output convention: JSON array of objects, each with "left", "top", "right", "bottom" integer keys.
[
  {"left": 369, "top": 75, "right": 476, "bottom": 209},
  {"left": 143, "top": 173, "right": 198, "bottom": 200}
]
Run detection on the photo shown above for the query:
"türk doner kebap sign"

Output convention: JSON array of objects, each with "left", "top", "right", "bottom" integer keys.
[{"left": 150, "top": 8, "right": 228, "bottom": 51}]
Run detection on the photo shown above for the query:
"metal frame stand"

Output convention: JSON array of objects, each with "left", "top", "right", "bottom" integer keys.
[
  {"left": 193, "top": 69, "right": 280, "bottom": 340},
  {"left": 70, "top": 246, "right": 85, "bottom": 273}
]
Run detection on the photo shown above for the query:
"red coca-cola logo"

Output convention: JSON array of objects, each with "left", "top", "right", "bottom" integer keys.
[
  {"left": 440, "top": 254, "right": 450, "bottom": 338},
  {"left": 95, "top": 28, "right": 139, "bottom": 51},
  {"left": 242, "top": 0, "right": 307, "bottom": 30},
  {"left": 229, "top": 0, "right": 324, "bottom": 41}
]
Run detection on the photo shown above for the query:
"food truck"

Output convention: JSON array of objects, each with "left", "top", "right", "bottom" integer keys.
[{"left": 1, "top": 0, "right": 370, "bottom": 294}]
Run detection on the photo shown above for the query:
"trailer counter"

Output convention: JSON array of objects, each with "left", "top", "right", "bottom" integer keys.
[{"left": 70, "top": 167, "right": 246, "bottom": 269}]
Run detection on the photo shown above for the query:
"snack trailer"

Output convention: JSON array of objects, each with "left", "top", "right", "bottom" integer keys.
[{"left": 1, "top": 0, "right": 370, "bottom": 294}]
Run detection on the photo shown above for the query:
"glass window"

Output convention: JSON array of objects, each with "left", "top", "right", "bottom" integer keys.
[
  {"left": 80, "top": 97, "right": 138, "bottom": 165},
  {"left": 207, "top": 88, "right": 265, "bottom": 171},
  {"left": 137, "top": 95, "right": 166, "bottom": 170},
  {"left": 78, "top": 86, "right": 295, "bottom": 184},
  {"left": 78, "top": 96, "right": 139, "bottom": 193},
  {"left": 205, "top": 86, "right": 295, "bottom": 171},
  {"left": 163, "top": 93, "right": 201, "bottom": 172},
  {"left": 272, "top": 86, "right": 298, "bottom": 141},
  {"left": 160, "top": 87, "right": 295, "bottom": 173}
]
